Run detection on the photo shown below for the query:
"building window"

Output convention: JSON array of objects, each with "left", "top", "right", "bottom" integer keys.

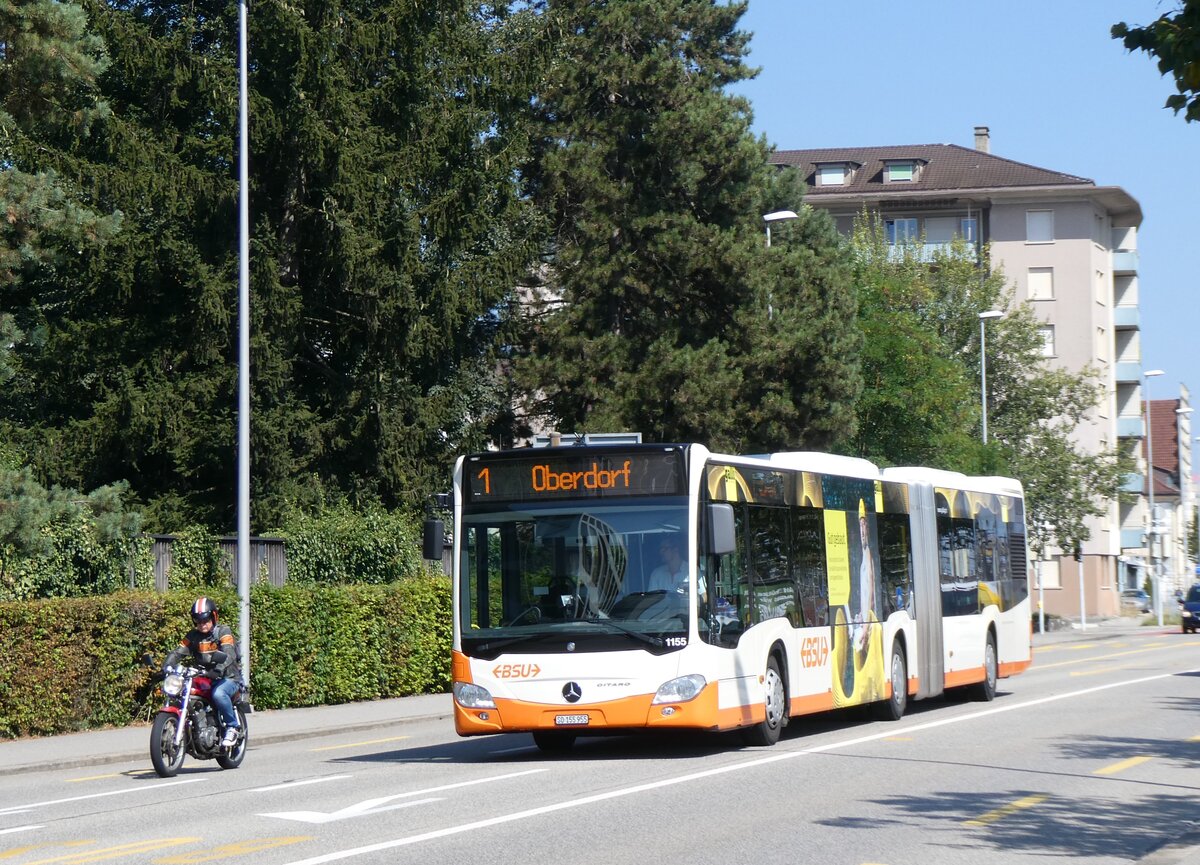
[
  {"left": 1038, "top": 325, "right": 1056, "bottom": 357},
  {"left": 1095, "top": 326, "right": 1108, "bottom": 362},
  {"left": 1026, "top": 210, "right": 1054, "bottom": 243},
  {"left": 816, "top": 163, "right": 849, "bottom": 186},
  {"left": 1095, "top": 270, "right": 1107, "bottom": 306},
  {"left": 885, "top": 218, "right": 918, "bottom": 244},
  {"left": 960, "top": 218, "right": 978, "bottom": 243},
  {"left": 924, "top": 217, "right": 955, "bottom": 243},
  {"left": 1028, "top": 267, "right": 1054, "bottom": 300},
  {"left": 884, "top": 161, "right": 915, "bottom": 183}
]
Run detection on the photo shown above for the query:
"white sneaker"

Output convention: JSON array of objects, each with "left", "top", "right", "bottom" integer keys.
[{"left": 221, "top": 727, "right": 239, "bottom": 747}]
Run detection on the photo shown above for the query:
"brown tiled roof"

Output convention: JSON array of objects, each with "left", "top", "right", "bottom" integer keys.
[
  {"left": 1146, "top": 398, "right": 1185, "bottom": 496},
  {"left": 771, "top": 144, "right": 1093, "bottom": 195}
]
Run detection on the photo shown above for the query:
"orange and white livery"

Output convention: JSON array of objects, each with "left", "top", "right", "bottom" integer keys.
[{"left": 436, "top": 443, "right": 1032, "bottom": 751}]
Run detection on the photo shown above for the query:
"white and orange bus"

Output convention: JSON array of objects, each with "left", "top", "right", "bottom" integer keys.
[{"left": 425, "top": 442, "right": 1032, "bottom": 751}]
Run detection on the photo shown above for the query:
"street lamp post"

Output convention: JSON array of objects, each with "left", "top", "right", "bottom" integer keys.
[
  {"left": 978, "top": 310, "right": 1004, "bottom": 444},
  {"left": 1144, "top": 369, "right": 1164, "bottom": 626},
  {"left": 236, "top": 0, "right": 251, "bottom": 688},
  {"left": 763, "top": 210, "right": 799, "bottom": 248}
]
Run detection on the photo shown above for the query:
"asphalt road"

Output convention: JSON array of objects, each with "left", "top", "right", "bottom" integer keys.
[{"left": 2, "top": 624, "right": 1198, "bottom": 865}]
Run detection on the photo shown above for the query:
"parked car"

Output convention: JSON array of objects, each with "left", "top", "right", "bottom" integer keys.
[
  {"left": 1121, "top": 588, "right": 1152, "bottom": 614},
  {"left": 1179, "top": 584, "right": 1200, "bottom": 634}
]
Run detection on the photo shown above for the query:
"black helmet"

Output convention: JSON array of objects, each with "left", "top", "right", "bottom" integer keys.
[{"left": 191, "top": 597, "right": 217, "bottom": 626}]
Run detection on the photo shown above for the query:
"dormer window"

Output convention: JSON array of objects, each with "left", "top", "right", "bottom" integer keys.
[
  {"left": 815, "top": 162, "right": 859, "bottom": 187},
  {"left": 884, "top": 159, "right": 924, "bottom": 183}
]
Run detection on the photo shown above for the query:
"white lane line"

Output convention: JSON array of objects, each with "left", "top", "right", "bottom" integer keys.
[
  {"left": 259, "top": 769, "right": 544, "bottom": 826},
  {"left": 278, "top": 668, "right": 1197, "bottom": 865},
  {"left": 0, "top": 777, "right": 205, "bottom": 816},
  {"left": 251, "top": 775, "right": 354, "bottom": 793},
  {"left": 0, "top": 825, "right": 44, "bottom": 835}
]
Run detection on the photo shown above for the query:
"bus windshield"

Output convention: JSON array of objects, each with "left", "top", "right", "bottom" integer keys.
[{"left": 457, "top": 499, "right": 692, "bottom": 657}]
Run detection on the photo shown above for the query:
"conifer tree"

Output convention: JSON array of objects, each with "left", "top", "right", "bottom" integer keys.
[
  {"left": 513, "top": 0, "right": 860, "bottom": 452},
  {"left": 3, "top": 0, "right": 542, "bottom": 529}
]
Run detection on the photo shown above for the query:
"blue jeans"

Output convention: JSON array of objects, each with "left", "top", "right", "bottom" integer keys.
[{"left": 210, "top": 678, "right": 241, "bottom": 730}]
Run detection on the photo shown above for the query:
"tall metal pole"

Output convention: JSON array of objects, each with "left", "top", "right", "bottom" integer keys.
[
  {"left": 237, "top": 0, "right": 251, "bottom": 690},
  {"left": 1144, "top": 369, "right": 1164, "bottom": 627},
  {"left": 979, "top": 311, "right": 1003, "bottom": 444}
]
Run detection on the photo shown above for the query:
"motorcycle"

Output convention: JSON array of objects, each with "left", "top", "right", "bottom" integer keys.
[{"left": 145, "top": 652, "right": 250, "bottom": 778}]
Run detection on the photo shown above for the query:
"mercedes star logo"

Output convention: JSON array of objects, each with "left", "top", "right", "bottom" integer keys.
[{"left": 562, "top": 682, "right": 582, "bottom": 703}]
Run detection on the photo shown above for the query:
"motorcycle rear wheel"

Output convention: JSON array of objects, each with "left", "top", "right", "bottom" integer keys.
[
  {"left": 150, "top": 712, "right": 187, "bottom": 778},
  {"left": 216, "top": 707, "right": 248, "bottom": 770}
]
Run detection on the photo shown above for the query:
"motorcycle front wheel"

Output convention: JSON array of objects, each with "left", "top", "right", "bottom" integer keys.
[
  {"left": 150, "top": 712, "right": 187, "bottom": 778},
  {"left": 216, "top": 706, "right": 248, "bottom": 770}
]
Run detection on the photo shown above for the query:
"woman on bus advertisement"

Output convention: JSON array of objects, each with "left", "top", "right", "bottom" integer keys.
[{"left": 827, "top": 489, "right": 886, "bottom": 708}]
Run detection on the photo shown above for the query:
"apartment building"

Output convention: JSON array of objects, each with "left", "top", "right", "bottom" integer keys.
[
  {"left": 769, "top": 127, "right": 1155, "bottom": 618},
  {"left": 1147, "top": 393, "right": 1196, "bottom": 599}
]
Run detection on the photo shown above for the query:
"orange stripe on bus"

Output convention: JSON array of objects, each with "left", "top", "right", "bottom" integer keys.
[
  {"left": 452, "top": 650, "right": 473, "bottom": 684},
  {"left": 944, "top": 666, "right": 985, "bottom": 689},
  {"left": 999, "top": 659, "right": 1031, "bottom": 677}
]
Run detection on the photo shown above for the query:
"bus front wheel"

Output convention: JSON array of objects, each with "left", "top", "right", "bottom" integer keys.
[{"left": 742, "top": 655, "right": 786, "bottom": 747}]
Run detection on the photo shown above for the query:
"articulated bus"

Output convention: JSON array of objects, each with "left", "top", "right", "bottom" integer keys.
[{"left": 426, "top": 443, "right": 1032, "bottom": 751}]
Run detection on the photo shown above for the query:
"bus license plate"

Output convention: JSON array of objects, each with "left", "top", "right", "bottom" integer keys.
[{"left": 555, "top": 714, "right": 589, "bottom": 726}]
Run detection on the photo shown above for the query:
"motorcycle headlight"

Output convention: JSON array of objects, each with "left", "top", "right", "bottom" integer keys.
[
  {"left": 162, "top": 673, "right": 184, "bottom": 696},
  {"left": 652, "top": 674, "right": 706, "bottom": 705},
  {"left": 453, "top": 681, "right": 495, "bottom": 709}
]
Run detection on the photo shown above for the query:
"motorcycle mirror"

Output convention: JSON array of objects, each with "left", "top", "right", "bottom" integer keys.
[{"left": 140, "top": 653, "right": 154, "bottom": 667}]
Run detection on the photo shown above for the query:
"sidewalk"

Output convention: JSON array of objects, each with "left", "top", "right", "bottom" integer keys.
[{"left": 0, "top": 691, "right": 455, "bottom": 776}]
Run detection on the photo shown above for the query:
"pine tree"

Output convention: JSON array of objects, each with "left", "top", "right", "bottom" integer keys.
[
  {"left": 3, "top": 0, "right": 542, "bottom": 529},
  {"left": 513, "top": 0, "right": 860, "bottom": 452}
]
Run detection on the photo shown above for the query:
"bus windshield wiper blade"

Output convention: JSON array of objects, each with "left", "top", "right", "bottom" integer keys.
[{"left": 582, "top": 617, "right": 665, "bottom": 648}]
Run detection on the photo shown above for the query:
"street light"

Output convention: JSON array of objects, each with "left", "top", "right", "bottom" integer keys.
[
  {"left": 978, "top": 310, "right": 1004, "bottom": 443},
  {"left": 763, "top": 210, "right": 799, "bottom": 248},
  {"left": 1144, "top": 369, "right": 1164, "bottom": 625},
  {"left": 236, "top": 0, "right": 252, "bottom": 687}
]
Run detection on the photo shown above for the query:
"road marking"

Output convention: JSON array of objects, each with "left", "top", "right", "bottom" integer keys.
[
  {"left": 260, "top": 769, "right": 544, "bottom": 825},
  {"left": 153, "top": 836, "right": 313, "bottom": 863},
  {"left": 0, "top": 841, "right": 88, "bottom": 858},
  {"left": 1094, "top": 755, "right": 1152, "bottom": 775},
  {"left": 1033, "top": 643, "right": 1182, "bottom": 671},
  {"left": 250, "top": 776, "right": 353, "bottom": 793},
  {"left": 308, "top": 736, "right": 409, "bottom": 753},
  {"left": 883, "top": 736, "right": 913, "bottom": 741},
  {"left": 19, "top": 837, "right": 199, "bottom": 865},
  {"left": 65, "top": 775, "right": 118, "bottom": 784},
  {"left": 0, "top": 778, "right": 205, "bottom": 816},
  {"left": 274, "top": 666, "right": 1198, "bottom": 865},
  {"left": 489, "top": 746, "right": 536, "bottom": 755},
  {"left": 1070, "top": 664, "right": 1131, "bottom": 677},
  {"left": 964, "top": 794, "right": 1048, "bottom": 826}
]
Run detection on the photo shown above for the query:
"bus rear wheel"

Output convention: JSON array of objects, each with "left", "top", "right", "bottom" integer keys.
[
  {"left": 970, "top": 634, "right": 998, "bottom": 702},
  {"left": 742, "top": 655, "right": 786, "bottom": 747},
  {"left": 873, "top": 644, "right": 907, "bottom": 721}
]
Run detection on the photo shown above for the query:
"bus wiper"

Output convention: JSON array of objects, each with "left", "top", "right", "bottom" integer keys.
[
  {"left": 582, "top": 617, "right": 665, "bottom": 648},
  {"left": 475, "top": 632, "right": 554, "bottom": 654}
]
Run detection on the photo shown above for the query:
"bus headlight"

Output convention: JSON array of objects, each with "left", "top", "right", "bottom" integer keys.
[
  {"left": 453, "top": 681, "right": 496, "bottom": 709},
  {"left": 652, "top": 674, "right": 706, "bottom": 705}
]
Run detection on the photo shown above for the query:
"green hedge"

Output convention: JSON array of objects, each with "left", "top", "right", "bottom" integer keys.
[{"left": 0, "top": 574, "right": 451, "bottom": 738}]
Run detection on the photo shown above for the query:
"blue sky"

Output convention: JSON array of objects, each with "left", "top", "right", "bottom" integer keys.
[{"left": 731, "top": 0, "right": 1199, "bottom": 421}]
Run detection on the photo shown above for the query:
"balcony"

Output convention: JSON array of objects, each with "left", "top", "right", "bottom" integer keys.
[
  {"left": 1112, "top": 306, "right": 1140, "bottom": 329},
  {"left": 1117, "top": 416, "right": 1145, "bottom": 438},
  {"left": 1112, "top": 250, "right": 1139, "bottom": 274},
  {"left": 1115, "top": 362, "right": 1143, "bottom": 384},
  {"left": 886, "top": 242, "right": 978, "bottom": 263}
]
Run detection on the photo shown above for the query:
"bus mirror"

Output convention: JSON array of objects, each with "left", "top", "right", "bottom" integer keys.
[
  {"left": 705, "top": 503, "right": 736, "bottom": 556},
  {"left": 423, "top": 519, "right": 445, "bottom": 562}
]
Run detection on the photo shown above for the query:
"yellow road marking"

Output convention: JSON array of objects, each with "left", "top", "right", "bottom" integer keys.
[
  {"left": 964, "top": 794, "right": 1048, "bottom": 826},
  {"left": 154, "top": 837, "right": 312, "bottom": 863},
  {"left": 1094, "top": 756, "right": 1152, "bottom": 775},
  {"left": 66, "top": 774, "right": 118, "bottom": 784},
  {"left": 21, "top": 838, "right": 199, "bottom": 865},
  {"left": 1034, "top": 643, "right": 1183, "bottom": 671},
  {"left": 309, "top": 736, "right": 409, "bottom": 752},
  {"left": 1189, "top": 734, "right": 1200, "bottom": 742},
  {"left": 0, "top": 843, "right": 92, "bottom": 861},
  {"left": 884, "top": 736, "right": 913, "bottom": 741},
  {"left": 1070, "top": 664, "right": 1132, "bottom": 677}
]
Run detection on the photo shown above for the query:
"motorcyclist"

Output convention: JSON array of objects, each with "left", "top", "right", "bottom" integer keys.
[{"left": 164, "top": 597, "right": 243, "bottom": 748}]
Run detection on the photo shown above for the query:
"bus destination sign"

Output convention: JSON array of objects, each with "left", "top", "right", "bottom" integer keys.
[{"left": 466, "top": 450, "right": 686, "bottom": 502}]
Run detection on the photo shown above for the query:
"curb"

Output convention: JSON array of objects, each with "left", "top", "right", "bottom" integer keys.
[{"left": 3, "top": 710, "right": 454, "bottom": 777}]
